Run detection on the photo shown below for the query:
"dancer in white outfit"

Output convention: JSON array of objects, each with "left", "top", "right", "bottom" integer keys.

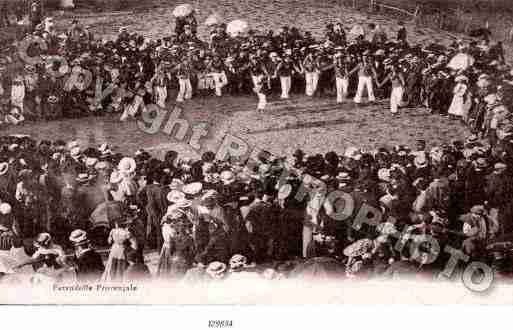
[
  {"left": 349, "top": 54, "right": 377, "bottom": 104},
  {"left": 376, "top": 63, "right": 405, "bottom": 115}
]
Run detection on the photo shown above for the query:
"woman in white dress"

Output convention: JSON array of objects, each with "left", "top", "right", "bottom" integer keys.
[
  {"left": 101, "top": 219, "right": 137, "bottom": 282},
  {"left": 448, "top": 75, "right": 472, "bottom": 122}
]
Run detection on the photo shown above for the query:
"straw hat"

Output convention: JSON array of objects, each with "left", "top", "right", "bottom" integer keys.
[
  {"left": 182, "top": 182, "right": 203, "bottom": 195},
  {"left": 336, "top": 172, "right": 351, "bottom": 181},
  {"left": 455, "top": 75, "right": 468, "bottom": 83},
  {"left": 220, "top": 170, "right": 236, "bottom": 184},
  {"left": 118, "top": 157, "right": 136, "bottom": 174},
  {"left": 70, "top": 146, "right": 81, "bottom": 158},
  {"left": 69, "top": 229, "right": 90, "bottom": 246},
  {"left": 0, "top": 162, "right": 8, "bottom": 176},
  {"left": 206, "top": 261, "right": 227, "bottom": 278},
  {"left": 165, "top": 189, "right": 182, "bottom": 203},
  {"left": 0, "top": 203, "right": 12, "bottom": 215},
  {"left": 34, "top": 233, "right": 52, "bottom": 248},
  {"left": 414, "top": 154, "right": 428, "bottom": 168},
  {"left": 229, "top": 254, "right": 248, "bottom": 271},
  {"left": 494, "top": 162, "right": 507, "bottom": 172},
  {"left": 85, "top": 157, "right": 98, "bottom": 167}
]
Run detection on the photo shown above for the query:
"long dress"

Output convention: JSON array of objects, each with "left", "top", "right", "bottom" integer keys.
[
  {"left": 448, "top": 82, "right": 472, "bottom": 120},
  {"left": 157, "top": 224, "right": 195, "bottom": 280},
  {"left": 101, "top": 228, "right": 131, "bottom": 282}
]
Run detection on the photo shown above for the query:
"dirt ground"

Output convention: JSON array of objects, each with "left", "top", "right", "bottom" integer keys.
[{"left": 3, "top": 0, "right": 470, "bottom": 158}]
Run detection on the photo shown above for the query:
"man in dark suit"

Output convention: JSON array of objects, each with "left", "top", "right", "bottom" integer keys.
[{"left": 138, "top": 170, "right": 168, "bottom": 250}]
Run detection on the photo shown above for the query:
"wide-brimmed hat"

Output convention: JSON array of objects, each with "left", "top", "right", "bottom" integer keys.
[
  {"left": 454, "top": 75, "right": 468, "bottom": 83},
  {"left": 220, "top": 170, "right": 236, "bottom": 184},
  {"left": 0, "top": 162, "right": 8, "bottom": 176},
  {"left": 118, "top": 157, "right": 136, "bottom": 174},
  {"left": 98, "top": 143, "right": 112, "bottom": 155},
  {"left": 0, "top": 203, "right": 12, "bottom": 215},
  {"left": 229, "top": 254, "right": 248, "bottom": 271},
  {"left": 69, "top": 229, "right": 90, "bottom": 246},
  {"left": 70, "top": 146, "right": 81, "bottom": 158},
  {"left": 470, "top": 205, "right": 486, "bottom": 215},
  {"left": 478, "top": 73, "right": 490, "bottom": 81},
  {"left": 206, "top": 261, "right": 227, "bottom": 278},
  {"left": 414, "top": 154, "right": 428, "bottom": 168},
  {"left": 377, "top": 168, "right": 391, "bottom": 182},
  {"left": 182, "top": 182, "right": 203, "bottom": 195},
  {"left": 336, "top": 172, "right": 351, "bottom": 181},
  {"left": 85, "top": 157, "right": 98, "bottom": 167},
  {"left": 494, "top": 162, "right": 507, "bottom": 172},
  {"left": 34, "top": 233, "right": 52, "bottom": 248},
  {"left": 475, "top": 157, "right": 488, "bottom": 169},
  {"left": 167, "top": 190, "right": 187, "bottom": 204}
]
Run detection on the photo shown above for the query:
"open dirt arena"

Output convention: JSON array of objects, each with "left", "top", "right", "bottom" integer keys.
[{"left": 3, "top": 0, "right": 471, "bottom": 157}]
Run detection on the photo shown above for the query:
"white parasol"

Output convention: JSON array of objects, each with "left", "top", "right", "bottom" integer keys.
[
  {"left": 204, "top": 13, "right": 222, "bottom": 27},
  {"left": 349, "top": 24, "right": 365, "bottom": 37},
  {"left": 226, "top": 19, "right": 249, "bottom": 37},
  {"left": 447, "top": 52, "right": 475, "bottom": 71},
  {"left": 173, "top": 4, "right": 194, "bottom": 18}
]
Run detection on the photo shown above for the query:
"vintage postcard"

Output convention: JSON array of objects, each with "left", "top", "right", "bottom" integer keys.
[{"left": 0, "top": 0, "right": 512, "bottom": 305}]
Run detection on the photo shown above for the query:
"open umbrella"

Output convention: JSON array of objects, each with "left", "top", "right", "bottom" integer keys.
[
  {"left": 205, "top": 13, "right": 222, "bottom": 27},
  {"left": 447, "top": 52, "right": 475, "bottom": 71},
  {"left": 226, "top": 19, "right": 249, "bottom": 37},
  {"left": 349, "top": 24, "right": 365, "bottom": 37},
  {"left": 89, "top": 201, "right": 124, "bottom": 229},
  {"left": 173, "top": 4, "right": 193, "bottom": 18},
  {"left": 289, "top": 257, "right": 345, "bottom": 280}
]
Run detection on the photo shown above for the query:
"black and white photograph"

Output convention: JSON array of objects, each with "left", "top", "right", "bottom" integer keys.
[{"left": 0, "top": 0, "right": 513, "bottom": 307}]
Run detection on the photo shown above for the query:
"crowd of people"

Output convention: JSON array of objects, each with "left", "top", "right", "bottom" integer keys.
[
  {"left": 0, "top": 4, "right": 513, "bottom": 286},
  {"left": 0, "top": 4, "right": 511, "bottom": 134},
  {"left": 0, "top": 120, "right": 512, "bottom": 284}
]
